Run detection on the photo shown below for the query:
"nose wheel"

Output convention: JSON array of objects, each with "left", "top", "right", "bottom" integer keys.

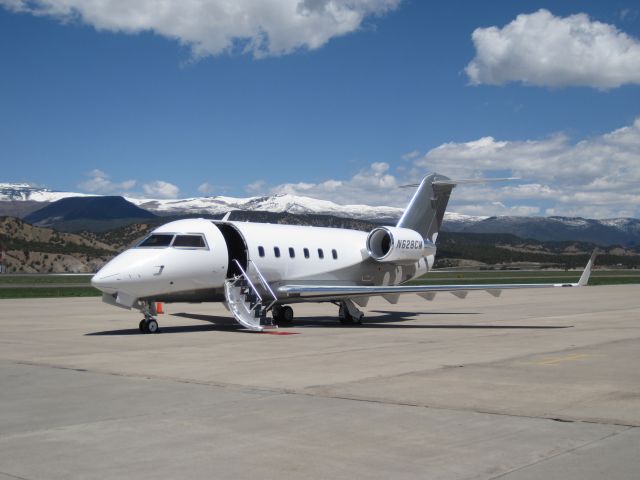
[
  {"left": 139, "top": 301, "right": 160, "bottom": 334},
  {"left": 139, "top": 318, "right": 160, "bottom": 334}
]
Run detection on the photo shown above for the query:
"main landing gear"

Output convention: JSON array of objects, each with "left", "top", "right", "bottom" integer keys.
[
  {"left": 139, "top": 301, "right": 160, "bottom": 334},
  {"left": 338, "top": 299, "right": 364, "bottom": 325},
  {"left": 271, "top": 300, "right": 365, "bottom": 327},
  {"left": 272, "top": 305, "right": 294, "bottom": 325}
]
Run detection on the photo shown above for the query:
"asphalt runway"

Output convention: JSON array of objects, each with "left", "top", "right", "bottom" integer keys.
[{"left": 0, "top": 285, "right": 639, "bottom": 479}]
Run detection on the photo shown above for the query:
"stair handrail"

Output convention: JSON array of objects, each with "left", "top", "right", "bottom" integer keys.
[
  {"left": 249, "top": 259, "right": 278, "bottom": 310},
  {"left": 231, "top": 259, "right": 262, "bottom": 305}
]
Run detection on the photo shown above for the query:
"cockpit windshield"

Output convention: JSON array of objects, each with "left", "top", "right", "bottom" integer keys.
[
  {"left": 136, "top": 233, "right": 208, "bottom": 249},
  {"left": 173, "top": 235, "right": 207, "bottom": 248},
  {"left": 137, "top": 234, "right": 174, "bottom": 248}
]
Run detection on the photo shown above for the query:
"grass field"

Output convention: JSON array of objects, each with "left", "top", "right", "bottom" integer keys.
[
  {"left": 0, "top": 275, "right": 92, "bottom": 285},
  {"left": 0, "top": 270, "right": 637, "bottom": 299},
  {"left": 0, "top": 274, "right": 98, "bottom": 298},
  {"left": 0, "top": 287, "right": 101, "bottom": 299}
]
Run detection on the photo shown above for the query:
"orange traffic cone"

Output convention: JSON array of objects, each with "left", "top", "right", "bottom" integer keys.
[{"left": 156, "top": 302, "right": 164, "bottom": 314}]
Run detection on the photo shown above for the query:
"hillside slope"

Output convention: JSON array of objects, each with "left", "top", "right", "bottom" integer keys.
[
  {"left": 446, "top": 216, "right": 640, "bottom": 246},
  {"left": 2, "top": 213, "right": 640, "bottom": 273},
  {"left": 0, "top": 217, "right": 116, "bottom": 273}
]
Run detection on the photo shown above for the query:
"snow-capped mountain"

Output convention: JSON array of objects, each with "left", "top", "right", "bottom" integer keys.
[
  {"left": 2, "top": 182, "right": 639, "bottom": 244},
  {"left": 0, "top": 183, "right": 408, "bottom": 221},
  {"left": 0, "top": 183, "right": 486, "bottom": 223},
  {"left": 128, "top": 194, "right": 491, "bottom": 225},
  {"left": 127, "top": 193, "right": 410, "bottom": 222},
  {"left": 0, "top": 183, "right": 95, "bottom": 203}
]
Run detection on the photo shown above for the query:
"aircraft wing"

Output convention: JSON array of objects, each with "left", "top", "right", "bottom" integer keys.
[{"left": 277, "top": 251, "right": 596, "bottom": 301}]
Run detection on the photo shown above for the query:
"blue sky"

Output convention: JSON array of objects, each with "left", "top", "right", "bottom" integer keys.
[{"left": 1, "top": 1, "right": 639, "bottom": 217}]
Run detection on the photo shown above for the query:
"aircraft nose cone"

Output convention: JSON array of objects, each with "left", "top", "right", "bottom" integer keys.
[
  {"left": 91, "top": 248, "right": 165, "bottom": 295},
  {"left": 91, "top": 270, "right": 120, "bottom": 293},
  {"left": 91, "top": 255, "right": 128, "bottom": 292}
]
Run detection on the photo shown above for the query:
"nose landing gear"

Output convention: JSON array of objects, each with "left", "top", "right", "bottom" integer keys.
[
  {"left": 139, "top": 317, "right": 159, "bottom": 334},
  {"left": 139, "top": 301, "right": 160, "bottom": 334}
]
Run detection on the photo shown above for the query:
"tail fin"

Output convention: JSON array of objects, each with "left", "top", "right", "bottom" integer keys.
[{"left": 396, "top": 173, "right": 454, "bottom": 243}]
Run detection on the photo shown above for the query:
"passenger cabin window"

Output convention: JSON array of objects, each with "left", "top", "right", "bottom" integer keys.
[
  {"left": 258, "top": 246, "right": 265, "bottom": 257},
  {"left": 274, "top": 247, "right": 281, "bottom": 258},
  {"left": 172, "top": 234, "right": 206, "bottom": 248},
  {"left": 138, "top": 234, "right": 174, "bottom": 248},
  {"left": 318, "top": 248, "right": 324, "bottom": 259},
  {"left": 289, "top": 247, "right": 295, "bottom": 258},
  {"left": 332, "top": 249, "right": 338, "bottom": 260},
  {"left": 303, "top": 248, "right": 310, "bottom": 259}
]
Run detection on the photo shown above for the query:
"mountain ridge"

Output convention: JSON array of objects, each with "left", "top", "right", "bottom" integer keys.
[
  {"left": 2, "top": 182, "right": 639, "bottom": 245},
  {"left": 24, "top": 196, "right": 157, "bottom": 228}
]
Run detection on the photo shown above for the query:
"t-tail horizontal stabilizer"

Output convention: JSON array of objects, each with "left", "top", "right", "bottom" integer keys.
[
  {"left": 400, "top": 177, "right": 519, "bottom": 188},
  {"left": 397, "top": 174, "right": 519, "bottom": 244}
]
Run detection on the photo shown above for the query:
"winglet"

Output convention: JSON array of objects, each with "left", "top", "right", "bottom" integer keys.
[{"left": 578, "top": 250, "right": 597, "bottom": 286}]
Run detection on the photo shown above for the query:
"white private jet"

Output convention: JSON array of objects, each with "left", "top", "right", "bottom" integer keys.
[{"left": 91, "top": 173, "right": 595, "bottom": 333}]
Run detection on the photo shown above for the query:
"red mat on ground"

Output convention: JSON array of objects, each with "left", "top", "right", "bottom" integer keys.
[{"left": 260, "top": 331, "right": 300, "bottom": 335}]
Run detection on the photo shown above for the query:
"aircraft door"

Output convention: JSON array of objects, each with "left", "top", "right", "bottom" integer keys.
[{"left": 215, "top": 223, "right": 248, "bottom": 278}]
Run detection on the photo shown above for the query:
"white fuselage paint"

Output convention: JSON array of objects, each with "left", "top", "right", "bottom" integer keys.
[{"left": 91, "top": 218, "right": 434, "bottom": 303}]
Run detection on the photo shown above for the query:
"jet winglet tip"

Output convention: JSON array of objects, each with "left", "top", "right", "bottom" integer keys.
[{"left": 578, "top": 249, "right": 598, "bottom": 287}]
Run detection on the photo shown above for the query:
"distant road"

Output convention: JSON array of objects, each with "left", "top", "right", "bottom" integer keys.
[{"left": 0, "top": 283, "right": 95, "bottom": 289}]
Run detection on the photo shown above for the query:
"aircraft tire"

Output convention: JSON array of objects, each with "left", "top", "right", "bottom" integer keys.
[
  {"left": 145, "top": 319, "right": 160, "bottom": 334},
  {"left": 338, "top": 305, "right": 352, "bottom": 324},
  {"left": 273, "top": 305, "right": 293, "bottom": 324},
  {"left": 280, "top": 306, "right": 294, "bottom": 324},
  {"left": 339, "top": 316, "right": 358, "bottom": 325},
  {"left": 139, "top": 319, "right": 146, "bottom": 333},
  {"left": 339, "top": 305, "right": 362, "bottom": 325}
]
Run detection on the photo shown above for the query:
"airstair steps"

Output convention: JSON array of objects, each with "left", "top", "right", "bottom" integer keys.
[{"left": 223, "top": 260, "right": 278, "bottom": 332}]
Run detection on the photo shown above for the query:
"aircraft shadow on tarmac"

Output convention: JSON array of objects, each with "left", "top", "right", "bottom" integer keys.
[{"left": 85, "top": 311, "right": 571, "bottom": 336}]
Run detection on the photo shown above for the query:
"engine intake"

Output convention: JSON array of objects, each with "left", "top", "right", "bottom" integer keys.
[{"left": 366, "top": 226, "right": 435, "bottom": 263}]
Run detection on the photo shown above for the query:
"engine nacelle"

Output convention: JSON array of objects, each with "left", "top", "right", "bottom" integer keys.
[{"left": 366, "top": 226, "right": 435, "bottom": 264}]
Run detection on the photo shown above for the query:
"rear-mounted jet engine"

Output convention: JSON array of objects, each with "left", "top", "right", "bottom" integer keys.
[{"left": 366, "top": 226, "right": 435, "bottom": 264}]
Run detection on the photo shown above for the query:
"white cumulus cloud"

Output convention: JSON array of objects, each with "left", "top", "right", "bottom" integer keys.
[
  {"left": 249, "top": 119, "right": 640, "bottom": 218},
  {"left": 142, "top": 180, "right": 180, "bottom": 199},
  {"left": 465, "top": 9, "right": 640, "bottom": 89},
  {"left": 78, "top": 169, "right": 136, "bottom": 195},
  {"left": 0, "top": 0, "right": 400, "bottom": 58},
  {"left": 415, "top": 118, "right": 640, "bottom": 217},
  {"left": 197, "top": 182, "right": 215, "bottom": 195},
  {"left": 78, "top": 170, "right": 181, "bottom": 199},
  {"left": 250, "top": 161, "right": 404, "bottom": 205}
]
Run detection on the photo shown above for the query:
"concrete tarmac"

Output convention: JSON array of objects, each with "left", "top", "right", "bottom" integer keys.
[{"left": 0, "top": 285, "right": 638, "bottom": 479}]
